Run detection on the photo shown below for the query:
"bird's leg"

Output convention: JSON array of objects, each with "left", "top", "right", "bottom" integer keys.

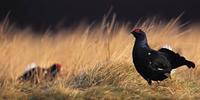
[{"left": 147, "top": 79, "right": 152, "bottom": 85}]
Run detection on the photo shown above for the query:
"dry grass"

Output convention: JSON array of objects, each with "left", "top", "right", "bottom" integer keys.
[{"left": 0, "top": 17, "right": 200, "bottom": 99}]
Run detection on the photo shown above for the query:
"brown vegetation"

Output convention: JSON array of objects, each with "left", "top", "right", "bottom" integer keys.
[{"left": 0, "top": 17, "right": 200, "bottom": 99}]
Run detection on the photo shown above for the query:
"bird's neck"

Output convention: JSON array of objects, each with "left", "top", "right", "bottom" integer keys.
[{"left": 135, "top": 38, "right": 149, "bottom": 49}]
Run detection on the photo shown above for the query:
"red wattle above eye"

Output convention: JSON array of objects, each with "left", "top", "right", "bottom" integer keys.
[{"left": 134, "top": 29, "right": 141, "bottom": 32}]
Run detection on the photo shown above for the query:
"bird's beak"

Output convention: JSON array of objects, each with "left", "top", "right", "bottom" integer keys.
[{"left": 164, "top": 73, "right": 171, "bottom": 79}]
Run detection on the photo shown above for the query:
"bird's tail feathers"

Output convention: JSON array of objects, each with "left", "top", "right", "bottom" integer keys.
[
  {"left": 171, "top": 69, "right": 176, "bottom": 75},
  {"left": 185, "top": 60, "right": 195, "bottom": 68},
  {"left": 25, "top": 63, "right": 38, "bottom": 72},
  {"left": 164, "top": 73, "right": 171, "bottom": 79}
]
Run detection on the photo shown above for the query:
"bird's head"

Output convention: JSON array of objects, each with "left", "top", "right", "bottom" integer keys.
[
  {"left": 49, "top": 63, "right": 62, "bottom": 76},
  {"left": 49, "top": 64, "right": 61, "bottom": 72},
  {"left": 54, "top": 63, "right": 62, "bottom": 71},
  {"left": 130, "top": 28, "right": 146, "bottom": 40}
]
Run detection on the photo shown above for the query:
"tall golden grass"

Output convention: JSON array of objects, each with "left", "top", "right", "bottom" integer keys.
[{"left": 0, "top": 17, "right": 200, "bottom": 99}]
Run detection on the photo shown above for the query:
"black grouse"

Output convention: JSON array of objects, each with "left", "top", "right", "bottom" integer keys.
[
  {"left": 18, "top": 63, "right": 62, "bottom": 83},
  {"left": 131, "top": 29, "right": 195, "bottom": 85}
]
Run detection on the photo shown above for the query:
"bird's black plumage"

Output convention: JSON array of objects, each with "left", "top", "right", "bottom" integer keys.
[
  {"left": 18, "top": 63, "right": 62, "bottom": 83},
  {"left": 131, "top": 29, "right": 195, "bottom": 85},
  {"left": 158, "top": 48, "right": 195, "bottom": 69}
]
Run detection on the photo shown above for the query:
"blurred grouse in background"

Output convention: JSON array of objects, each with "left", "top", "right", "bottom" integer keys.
[
  {"left": 131, "top": 29, "right": 195, "bottom": 85},
  {"left": 18, "top": 63, "right": 62, "bottom": 83}
]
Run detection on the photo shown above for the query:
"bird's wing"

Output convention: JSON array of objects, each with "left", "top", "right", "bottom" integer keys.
[
  {"left": 146, "top": 50, "right": 171, "bottom": 74},
  {"left": 158, "top": 48, "right": 195, "bottom": 69}
]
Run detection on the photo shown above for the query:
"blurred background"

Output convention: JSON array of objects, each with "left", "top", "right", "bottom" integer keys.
[{"left": 0, "top": 0, "right": 200, "bottom": 31}]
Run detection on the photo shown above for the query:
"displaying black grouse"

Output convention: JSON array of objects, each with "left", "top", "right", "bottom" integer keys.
[
  {"left": 131, "top": 29, "right": 195, "bottom": 85},
  {"left": 18, "top": 63, "right": 62, "bottom": 83}
]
